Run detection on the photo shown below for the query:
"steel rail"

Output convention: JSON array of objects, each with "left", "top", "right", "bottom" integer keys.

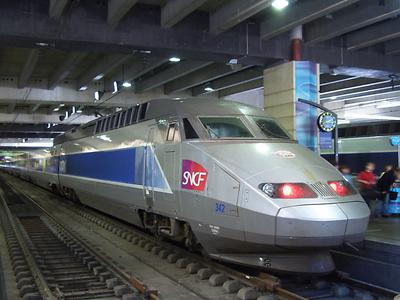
[
  {"left": 8, "top": 184, "right": 160, "bottom": 300},
  {"left": 0, "top": 188, "right": 56, "bottom": 300}
]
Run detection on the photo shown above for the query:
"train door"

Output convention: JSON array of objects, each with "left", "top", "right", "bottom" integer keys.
[{"left": 143, "top": 126, "right": 155, "bottom": 208}]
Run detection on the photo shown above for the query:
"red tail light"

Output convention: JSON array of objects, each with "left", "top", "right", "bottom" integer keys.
[
  {"left": 328, "top": 180, "right": 356, "bottom": 197},
  {"left": 277, "top": 183, "right": 317, "bottom": 199},
  {"left": 259, "top": 183, "right": 317, "bottom": 199}
]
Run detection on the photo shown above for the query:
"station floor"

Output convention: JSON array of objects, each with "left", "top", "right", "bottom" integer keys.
[{"left": 366, "top": 217, "right": 400, "bottom": 246}]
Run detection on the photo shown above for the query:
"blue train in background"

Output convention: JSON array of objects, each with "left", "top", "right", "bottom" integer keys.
[{"left": 321, "top": 136, "right": 399, "bottom": 175}]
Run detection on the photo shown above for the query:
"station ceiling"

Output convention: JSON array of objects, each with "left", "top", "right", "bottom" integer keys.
[{"left": 1, "top": 0, "right": 400, "bottom": 147}]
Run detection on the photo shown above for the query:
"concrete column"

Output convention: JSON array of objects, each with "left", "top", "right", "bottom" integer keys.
[{"left": 264, "top": 61, "right": 320, "bottom": 152}]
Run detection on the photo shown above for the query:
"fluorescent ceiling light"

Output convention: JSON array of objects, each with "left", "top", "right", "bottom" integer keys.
[
  {"left": 53, "top": 107, "right": 60, "bottom": 112},
  {"left": 169, "top": 57, "right": 181, "bottom": 62},
  {"left": 122, "top": 81, "right": 132, "bottom": 88},
  {"left": 93, "top": 74, "right": 104, "bottom": 80},
  {"left": 77, "top": 109, "right": 83, "bottom": 113},
  {"left": 272, "top": 0, "right": 289, "bottom": 9},
  {"left": 79, "top": 86, "right": 88, "bottom": 91},
  {"left": 338, "top": 119, "right": 350, "bottom": 125},
  {"left": 376, "top": 101, "right": 400, "bottom": 109},
  {"left": 112, "top": 81, "right": 119, "bottom": 94},
  {"left": 204, "top": 86, "right": 214, "bottom": 92},
  {"left": 330, "top": 96, "right": 337, "bottom": 100},
  {"left": 345, "top": 113, "right": 400, "bottom": 121}
]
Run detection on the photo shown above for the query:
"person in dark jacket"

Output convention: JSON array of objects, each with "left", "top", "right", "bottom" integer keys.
[{"left": 376, "top": 165, "right": 396, "bottom": 217}]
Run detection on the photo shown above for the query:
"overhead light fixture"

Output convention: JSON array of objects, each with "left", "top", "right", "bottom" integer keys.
[
  {"left": 345, "top": 112, "right": 400, "bottom": 121},
  {"left": 59, "top": 103, "right": 65, "bottom": 107},
  {"left": 77, "top": 109, "right": 83, "bottom": 113},
  {"left": 35, "top": 42, "right": 49, "bottom": 47},
  {"left": 272, "top": 0, "right": 289, "bottom": 9},
  {"left": 122, "top": 81, "right": 132, "bottom": 88},
  {"left": 112, "top": 81, "right": 120, "bottom": 94},
  {"left": 94, "top": 91, "right": 105, "bottom": 102},
  {"left": 376, "top": 101, "right": 400, "bottom": 109},
  {"left": 331, "top": 96, "right": 338, "bottom": 100},
  {"left": 204, "top": 83, "right": 214, "bottom": 92},
  {"left": 53, "top": 107, "right": 60, "bottom": 112},
  {"left": 94, "top": 74, "right": 104, "bottom": 81},
  {"left": 169, "top": 57, "right": 181, "bottom": 63},
  {"left": 79, "top": 86, "right": 88, "bottom": 91}
]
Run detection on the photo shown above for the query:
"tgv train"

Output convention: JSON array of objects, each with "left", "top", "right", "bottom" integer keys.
[{"left": 0, "top": 98, "right": 370, "bottom": 273}]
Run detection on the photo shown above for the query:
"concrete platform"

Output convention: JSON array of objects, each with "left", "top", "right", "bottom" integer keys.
[{"left": 366, "top": 217, "right": 400, "bottom": 246}]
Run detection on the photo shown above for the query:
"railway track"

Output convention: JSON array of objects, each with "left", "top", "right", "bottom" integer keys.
[
  {"left": 0, "top": 179, "right": 156, "bottom": 300},
  {"left": 2, "top": 174, "right": 399, "bottom": 300}
]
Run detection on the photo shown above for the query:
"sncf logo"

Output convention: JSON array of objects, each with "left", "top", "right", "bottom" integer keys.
[{"left": 181, "top": 160, "right": 208, "bottom": 191}]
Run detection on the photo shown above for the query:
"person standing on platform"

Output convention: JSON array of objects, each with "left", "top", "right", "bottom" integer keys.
[
  {"left": 357, "top": 162, "right": 377, "bottom": 208},
  {"left": 387, "top": 168, "right": 400, "bottom": 215},
  {"left": 339, "top": 165, "right": 353, "bottom": 185},
  {"left": 376, "top": 165, "right": 395, "bottom": 217}
]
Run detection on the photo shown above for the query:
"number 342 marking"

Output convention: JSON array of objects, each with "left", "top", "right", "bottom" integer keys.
[{"left": 215, "top": 202, "right": 225, "bottom": 214}]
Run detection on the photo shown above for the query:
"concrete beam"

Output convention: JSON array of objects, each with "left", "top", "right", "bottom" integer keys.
[
  {"left": 0, "top": 112, "right": 95, "bottom": 124},
  {"left": 135, "top": 61, "right": 212, "bottom": 93},
  {"left": 261, "top": 0, "right": 357, "bottom": 40},
  {"left": 346, "top": 17, "right": 400, "bottom": 50},
  {"left": 77, "top": 54, "right": 131, "bottom": 90},
  {"left": 164, "top": 63, "right": 251, "bottom": 94},
  {"left": 123, "top": 57, "right": 169, "bottom": 82},
  {"left": 0, "top": 123, "right": 74, "bottom": 133},
  {"left": 218, "top": 79, "right": 263, "bottom": 97},
  {"left": 19, "top": 49, "right": 40, "bottom": 88},
  {"left": 305, "top": 0, "right": 400, "bottom": 44},
  {"left": 320, "top": 77, "right": 384, "bottom": 93},
  {"left": 0, "top": 82, "right": 169, "bottom": 108},
  {"left": 192, "top": 67, "right": 264, "bottom": 96},
  {"left": 48, "top": 52, "right": 86, "bottom": 89},
  {"left": 7, "top": 103, "right": 16, "bottom": 114},
  {"left": 1, "top": 2, "right": 400, "bottom": 73},
  {"left": 210, "top": 0, "right": 273, "bottom": 35},
  {"left": 161, "top": 0, "right": 207, "bottom": 28},
  {"left": 385, "top": 38, "right": 400, "bottom": 55},
  {"left": 30, "top": 103, "right": 41, "bottom": 113},
  {"left": 107, "top": 0, "right": 138, "bottom": 26},
  {"left": 0, "top": 132, "right": 60, "bottom": 139},
  {"left": 49, "top": 0, "right": 69, "bottom": 18}
]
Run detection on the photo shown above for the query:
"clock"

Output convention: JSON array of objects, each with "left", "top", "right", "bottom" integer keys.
[{"left": 318, "top": 112, "right": 337, "bottom": 132}]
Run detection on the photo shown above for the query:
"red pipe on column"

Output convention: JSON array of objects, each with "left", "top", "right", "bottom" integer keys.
[{"left": 290, "top": 25, "right": 303, "bottom": 61}]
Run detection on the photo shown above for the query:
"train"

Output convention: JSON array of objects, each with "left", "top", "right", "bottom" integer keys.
[{"left": 0, "top": 98, "right": 370, "bottom": 274}]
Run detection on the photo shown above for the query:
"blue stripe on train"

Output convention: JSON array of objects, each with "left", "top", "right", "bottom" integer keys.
[{"left": 59, "top": 146, "right": 168, "bottom": 189}]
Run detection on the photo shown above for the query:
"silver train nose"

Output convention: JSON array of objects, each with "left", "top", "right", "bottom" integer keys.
[{"left": 275, "top": 200, "right": 370, "bottom": 247}]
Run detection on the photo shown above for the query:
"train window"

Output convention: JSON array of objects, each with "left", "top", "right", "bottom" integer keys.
[
  {"left": 125, "top": 108, "right": 133, "bottom": 126},
  {"left": 111, "top": 115, "right": 116, "bottom": 129},
  {"left": 105, "top": 117, "right": 111, "bottom": 131},
  {"left": 199, "top": 117, "right": 253, "bottom": 138},
  {"left": 115, "top": 113, "right": 121, "bottom": 128},
  {"left": 132, "top": 106, "right": 139, "bottom": 124},
  {"left": 138, "top": 103, "right": 148, "bottom": 121},
  {"left": 95, "top": 121, "right": 101, "bottom": 133},
  {"left": 101, "top": 118, "right": 107, "bottom": 132},
  {"left": 252, "top": 117, "right": 289, "bottom": 139},
  {"left": 183, "top": 118, "right": 198, "bottom": 139},
  {"left": 120, "top": 111, "right": 127, "bottom": 127},
  {"left": 166, "top": 123, "right": 176, "bottom": 141}
]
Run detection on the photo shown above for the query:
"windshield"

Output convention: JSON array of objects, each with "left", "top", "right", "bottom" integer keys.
[
  {"left": 199, "top": 117, "right": 253, "bottom": 138},
  {"left": 252, "top": 117, "right": 290, "bottom": 139}
]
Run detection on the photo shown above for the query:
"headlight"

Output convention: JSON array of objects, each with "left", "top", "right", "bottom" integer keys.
[{"left": 258, "top": 183, "right": 317, "bottom": 199}]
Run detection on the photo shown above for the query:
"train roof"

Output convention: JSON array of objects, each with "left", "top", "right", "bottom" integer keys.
[{"left": 54, "top": 98, "right": 266, "bottom": 145}]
